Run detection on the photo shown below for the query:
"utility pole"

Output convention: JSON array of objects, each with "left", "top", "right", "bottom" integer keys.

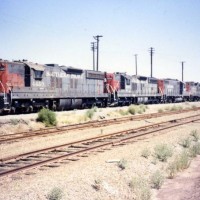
[
  {"left": 91, "top": 42, "right": 96, "bottom": 71},
  {"left": 181, "top": 61, "right": 185, "bottom": 82},
  {"left": 149, "top": 47, "right": 155, "bottom": 77},
  {"left": 134, "top": 54, "right": 138, "bottom": 75},
  {"left": 93, "top": 35, "right": 103, "bottom": 71}
]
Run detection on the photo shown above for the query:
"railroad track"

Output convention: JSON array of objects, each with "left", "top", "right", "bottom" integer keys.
[
  {"left": 0, "top": 114, "right": 200, "bottom": 178},
  {"left": 0, "top": 107, "right": 200, "bottom": 144}
]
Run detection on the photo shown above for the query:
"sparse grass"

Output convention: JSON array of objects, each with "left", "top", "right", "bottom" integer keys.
[
  {"left": 164, "top": 106, "right": 170, "bottom": 111},
  {"left": 118, "top": 158, "right": 127, "bottom": 170},
  {"left": 189, "top": 142, "right": 200, "bottom": 157},
  {"left": 151, "top": 158, "right": 157, "bottom": 165},
  {"left": 191, "top": 130, "right": 199, "bottom": 142},
  {"left": 164, "top": 105, "right": 183, "bottom": 112},
  {"left": 77, "top": 115, "right": 88, "bottom": 123},
  {"left": 150, "top": 170, "right": 164, "bottom": 189},
  {"left": 167, "top": 160, "right": 177, "bottom": 179},
  {"left": 10, "top": 118, "right": 20, "bottom": 125},
  {"left": 93, "top": 106, "right": 98, "bottom": 112},
  {"left": 37, "top": 108, "right": 57, "bottom": 127},
  {"left": 145, "top": 105, "right": 149, "bottom": 109},
  {"left": 129, "top": 176, "right": 151, "bottom": 200},
  {"left": 176, "top": 151, "right": 191, "bottom": 170},
  {"left": 179, "top": 137, "right": 191, "bottom": 148},
  {"left": 192, "top": 105, "right": 197, "bottom": 109},
  {"left": 170, "top": 105, "right": 178, "bottom": 111},
  {"left": 141, "top": 148, "right": 151, "bottom": 159},
  {"left": 154, "top": 144, "right": 173, "bottom": 162},
  {"left": 118, "top": 109, "right": 128, "bottom": 116},
  {"left": 167, "top": 150, "right": 191, "bottom": 178},
  {"left": 47, "top": 187, "right": 63, "bottom": 200},
  {"left": 85, "top": 107, "right": 98, "bottom": 119},
  {"left": 177, "top": 105, "right": 183, "bottom": 110},
  {"left": 127, "top": 104, "right": 147, "bottom": 115},
  {"left": 158, "top": 108, "right": 164, "bottom": 113},
  {"left": 92, "top": 179, "right": 102, "bottom": 191}
]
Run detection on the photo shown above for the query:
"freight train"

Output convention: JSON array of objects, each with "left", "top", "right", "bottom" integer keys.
[{"left": 0, "top": 59, "right": 200, "bottom": 114}]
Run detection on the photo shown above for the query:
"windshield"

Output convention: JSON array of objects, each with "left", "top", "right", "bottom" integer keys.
[{"left": 0, "top": 65, "right": 5, "bottom": 71}]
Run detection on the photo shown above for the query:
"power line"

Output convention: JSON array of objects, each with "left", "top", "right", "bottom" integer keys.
[
  {"left": 149, "top": 47, "right": 155, "bottom": 78},
  {"left": 93, "top": 35, "right": 103, "bottom": 71},
  {"left": 134, "top": 54, "right": 138, "bottom": 75},
  {"left": 91, "top": 42, "right": 96, "bottom": 71},
  {"left": 181, "top": 61, "right": 185, "bottom": 81}
]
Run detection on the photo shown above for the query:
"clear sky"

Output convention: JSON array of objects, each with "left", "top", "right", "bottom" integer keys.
[{"left": 0, "top": 0, "right": 200, "bottom": 82}]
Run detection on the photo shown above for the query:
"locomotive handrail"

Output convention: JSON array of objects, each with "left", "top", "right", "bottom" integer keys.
[
  {"left": 6, "top": 83, "right": 12, "bottom": 102},
  {"left": 0, "top": 80, "right": 6, "bottom": 100}
]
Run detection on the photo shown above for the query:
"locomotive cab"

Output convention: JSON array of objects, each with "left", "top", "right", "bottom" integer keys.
[
  {"left": 104, "top": 73, "right": 120, "bottom": 105},
  {"left": 0, "top": 61, "right": 11, "bottom": 113}
]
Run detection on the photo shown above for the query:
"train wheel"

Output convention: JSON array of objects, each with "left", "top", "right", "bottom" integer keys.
[
  {"left": 11, "top": 107, "right": 16, "bottom": 114},
  {"left": 81, "top": 103, "right": 86, "bottom": 109},
  {"left": 92, "top": 103, "right": 96, "bottom": 108}
]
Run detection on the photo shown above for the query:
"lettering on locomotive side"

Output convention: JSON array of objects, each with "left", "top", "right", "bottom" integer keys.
[
  {"left": 32, "top": 81, "right": 45, "bottom": 87},
  {"left": 46, "top": 71, "right": 67, "bottom": 77}
]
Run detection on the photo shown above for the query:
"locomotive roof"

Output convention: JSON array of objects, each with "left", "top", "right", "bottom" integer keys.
[
  {"left": 60, "top": 65, "right": 83, "bottom": 74},
  {"left": 133, "top": 75, "right": 157, "bottom": 80},
  {"left": 24, "top": 62, "right": 45, "bottom": 71},
  {"left": 165, "top": 78, "right": 179, "bottom": 81},
  {"left": 115, "top": 72, "right": 131, "bottom": 79}
]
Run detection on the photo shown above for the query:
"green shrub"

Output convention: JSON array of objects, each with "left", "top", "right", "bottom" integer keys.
[
  {"left": 37, "top": 108, "right": 57, "bottom": 127},
  {"left": 179, "top": 137, "right": 191, "bottom": 148},
  {"left": 139, "top": 104, "right": 146, "bottom": 112},
  {"left": 10, "top": 118, "right": 20, "bottom": 125},
  {"left": 118, "top": 159, "right": 127, "bottom": 170},
  {"left": 141, "top": 148, "right": 151, "bottom": 159},
  {"left": 158, "top": 109, "right": 163, "bottom": 113},
  {"left": 167, "top": 151, "right": 190, "bottom": 179},
  {"left": 93, "top": 106, "right": 98, "bottom": 112},
  {"left": 177, "top": 151, "right": 191, "bottom": 170},
  {"left": 170, "top": 105, "right": 178, "bottom": 111},
  {"left": 192, "top": 105, "right": 197, "bottom": 109},
  {"left": 151, "top": 158, "right": 157, "bottom": 165},
  {"left": 128, "top": 105, "right": 136, "bottom": 115},
  {"left": 164, "top": 106, "right": 170, "bottom": 111},
  {"left": 167, "top": 160, "right": 177, "bottom": 179},
  {"left": 129, "top": 177, "right": 151, "bottom": 200},
  {"left": 137, "top": 109, "right": 143, "bottom": 114},
  {"left": 191, "top": 130, "right": 199, "bottom": 142},
  {"left": 154, "top": 144, "right": 173, "bottom": 162},
  {"left": 119, "top": 109, "right": 128, "bottom": 116},
  {"left": 177, "top": 106, "right": 183, "bottom": 110},
  {"left": 47, "top": 187, "right": 63, "bottom": 200},
  {"left": 150, "top": 170, "right": 164, "bottom": 189},
  {"left": 189, "top": 142, "right": 200, "bottom": 157},
  {"left": 85, "top": 107, "right": 97, "bottom": 119}
]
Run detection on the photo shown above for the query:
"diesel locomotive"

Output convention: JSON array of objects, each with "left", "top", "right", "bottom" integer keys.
[{"left": 0, "top": 59, "right": 199, "bottom": 114}]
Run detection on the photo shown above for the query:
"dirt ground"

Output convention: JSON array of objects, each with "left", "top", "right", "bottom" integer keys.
[
  {"left": 0, "top": 102, "right": 200, "bottom": 200},
  {"left": 156, "top": 156, "right": 200, "bottom": 200}
]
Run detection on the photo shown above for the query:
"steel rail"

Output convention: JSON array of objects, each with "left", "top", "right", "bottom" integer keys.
[
  {"left": 0, "top": 114, "right": 200, "bottom": 178},
  {"left": 0, "top": 107, "right": 199, "bottom": 144}
]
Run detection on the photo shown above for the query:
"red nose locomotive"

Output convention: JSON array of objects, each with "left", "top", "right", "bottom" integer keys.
[{"left": 0, "top": 60, "right": 109, "bottom": 113}]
